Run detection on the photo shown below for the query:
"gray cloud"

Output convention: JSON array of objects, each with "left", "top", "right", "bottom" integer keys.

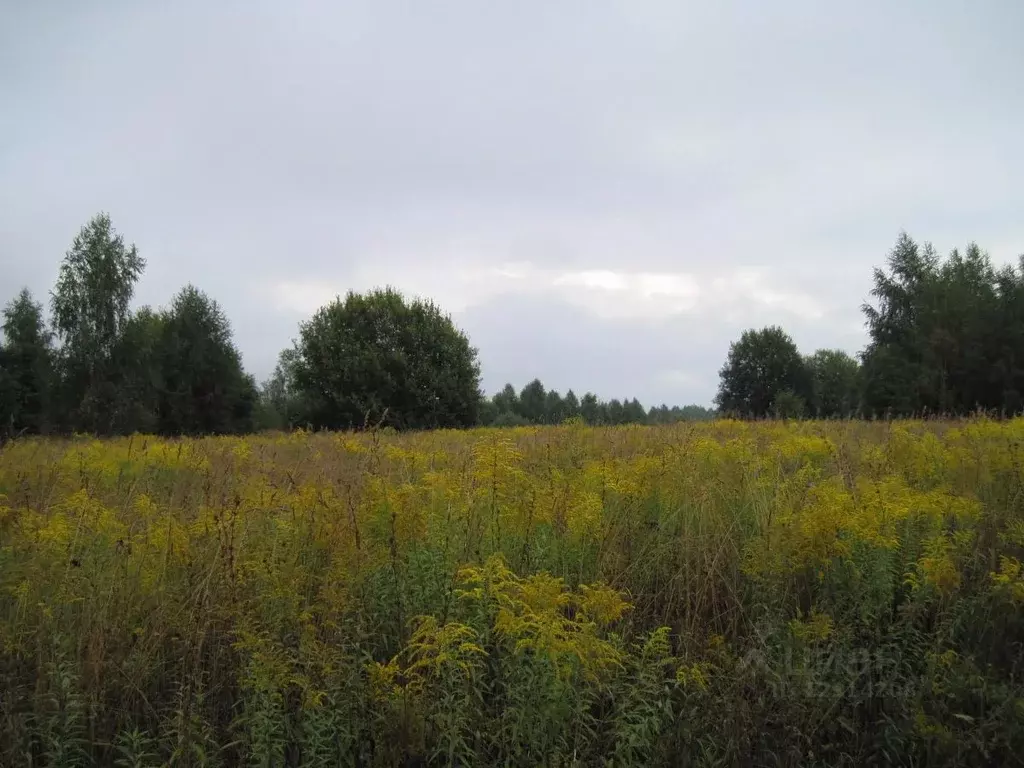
[{"left": 3, "top": 0, "right": 1023, "bottom": 407}]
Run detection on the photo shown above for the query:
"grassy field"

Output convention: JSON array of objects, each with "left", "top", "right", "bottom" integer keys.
[{"left": 2, "top": 419, "right": 1024, "bottom": 766}]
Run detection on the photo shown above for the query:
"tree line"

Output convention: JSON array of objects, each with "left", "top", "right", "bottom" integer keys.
[
  {"left": 477, "top": 381, "right": 714, "bottom": 427},
  {"left": 1, "top": 214, "right": 711, "bottom": 438},
  {"left": 715, "top": 232, "right": 1024, "bottom": 418},
  {"left": 1, "top": 215, "right": 256, "bottom": 438},
  {"left": 4, "top": 217, "right": 1022, "bottom": 437},
  {"left": 255, "top": 292, "right": 714, "bottom": 431},
  {"left": 715, "top": 328, "right": 862, "bottom": 419}
]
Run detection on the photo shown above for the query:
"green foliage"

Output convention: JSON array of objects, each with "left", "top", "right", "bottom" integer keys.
[
  {"left": 490, "top": 410, "right": 531, "bottom": 428},
  {"left": 518, "top": 379, "right": 547, "bottom": 424},
  {"left": 862, "top": 232, "right": 1024, "bottom": 416},
  {"left": 609, "top": 627, "right": 678, "bottom": 766},
  {"left": 12, "top": 217, "right": 1024, "bottom": 441},
  {"left": 563, "top": 389, "right": 581, "bottom": 420},
  {"left": 606, "top": 398, "right": 625, "bottom": 425},
  {"left": 157, "top": 285, "right": 255, "bottom": 435},
  {"left": 3, "top": 421, "right": 1024, "bottom": 764},
  {"left": 716, "top": 326, "right": 811, "bottom": 417},
  {"left": 51, "top": 213, "right": 146, "bottom": 433},
  {"left": 806, "top": 348, "right": 861, "bottom": 418},
  {"left": 42, "top": 647, "right": 89, "bottom": 768},
  {"left": 580, "top": 392, "right": 600, "bottom": 424},
  {"left": 1, "top": 214, "right": 260, "bottom": 438},
  {"left": 647, "top": 403, "right": 716, "bottom": 423},
  {"left": 113, "top": 729, "right": 159, "bottom": 768},
  {"left": 770, "top": 389, "right": 806, "bottom": 419},
  {"left": 0, "top": 288, "right": 55, "bottom": 436},
  {"left": 256, "top": 348, "right": 305, "bottom": 431},
  {"left": 623, "top": 397, "right": 647, "bottom": 424},
  {"left": 109, "top": 307, "right": 165, "bottom": 435},
  {"left": 544, "top": 388, "right": 565, "bottom": 424},
  {"left": 292, "top": 287, "right": 482, "bottom": 430},
  {"left": 491, "top": 383, "right": 519, "bottom": 416},
  {"left": 0, "top": 346, "right": 12, "bottom": 440},
  {"left": 481, "top": 381, "right": 711, "bottom": 428}
]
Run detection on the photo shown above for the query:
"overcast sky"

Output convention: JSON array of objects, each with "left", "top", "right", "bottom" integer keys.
[{"left": 2, "top": 1, "right": 1023, "bottom": 407}]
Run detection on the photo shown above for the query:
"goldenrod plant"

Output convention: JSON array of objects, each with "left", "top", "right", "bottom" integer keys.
[{"left": 2, "top": 419, "right": 1024, "bottom": 765}]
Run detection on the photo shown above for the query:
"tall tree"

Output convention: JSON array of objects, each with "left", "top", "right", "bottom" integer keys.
[
  {"left": 563, "top": 389, "right": 581, "bottom": 420},
  {"left": 158, "top": 285, "right": 255, "bottom": 435},
  {"left": 0, "top": 289, "right": 55, "bottom": 435},
  {"left": 106, "top": 306, "right": 166, "bottom": 434},
  {"left": 606, "top": 398, "right": 625, "bottom": 425},
  {"left": 648, "top": 404, "right": 669, "bottom": 424},
  {"left": 623, "top": 397, "right": 647, "bottom": 424},
  {"left": 0, "top": 344, "right": 12, "bottom": 439},
  {"left": 861, "top": 233, "right": 935, "bottom": 415},
  {"left": 715, "top": 326, "right": 810, "bottom": 418},
  {"left": 926, "top": 243, "right": 1008, "bottom": 413},
  {"left": 861, "top": 233, "right": 1017, "bottom": 416},
  {"left": 992, "top": 258, "right": 1024, "bottom": 414},
  {"left": 806, "top": 349, "right": 861, "bottom": 418},
  {"left": 491, "top": 383, "right": 520, "bottom": 417},
  {"left": 580, "top": 392, "right": 600, "bottom": 424},
  {"left": 293, "top": 287, "right": 481, "bottom": 430},
  {"left": 543, "top": 389, "right": 565, "bottom": 424},
  {"left": 51, "top": 213, "right": 145, "bottom": 433},
  {"left": 518, "top": 379, "right": 547, "bottom": 424}
]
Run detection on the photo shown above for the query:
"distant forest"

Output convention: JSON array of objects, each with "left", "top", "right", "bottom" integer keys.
[{"left": 2, "top": 215, "right": 1023, "bottom": 438}]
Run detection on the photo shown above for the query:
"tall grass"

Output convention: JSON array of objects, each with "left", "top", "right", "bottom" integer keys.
[{"left": 1, "top": 419, "right": 1023, "bottom": 765}]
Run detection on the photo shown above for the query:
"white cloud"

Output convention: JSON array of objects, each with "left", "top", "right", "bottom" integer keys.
[{"left": 269, "top": 261, "right": 826, "bottom": 328}]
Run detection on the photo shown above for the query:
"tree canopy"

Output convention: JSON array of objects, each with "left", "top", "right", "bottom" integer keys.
[
  {"left": 715, "top": 326, "right": 811, "bottom": 418},
  {"left": 476, "top": 379, "right": 714, "bottom": 427},
  {"left": 712, "top": 232, "right": 1024, "bottom": 420},
  {"left": 291, "top": 287, "right": 482, "bottom": 431},
  {"left": 51, "top": 213, "right": 146, "bottom": 433},
  {"left": 0, "top": 289, "right": 54, "bottom": 436},
  {"left": 861, "top": 233, "right": 1024, "bottom": 416},
  {"left": 806, "top": 349, "right": 861, "bottom": 418},
  {"left": 157, "top": 286, "right": 256, "bottom": 435}
]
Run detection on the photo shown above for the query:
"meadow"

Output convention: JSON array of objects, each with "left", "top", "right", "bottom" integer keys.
[{"left": 1, "top": 419, "right": 1024, "bottom": 767}]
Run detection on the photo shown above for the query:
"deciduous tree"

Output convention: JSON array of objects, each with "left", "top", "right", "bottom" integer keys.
[
  {"left": 158, "top": 285, "right": 255, "bottom": 435},
  {"left": 518, "top": 379, "right": 547, "bottom": 424},
  {"left": 806, "top": 349, "right": 861, "bottom": 418},
  {"left": 50, "top": 213, "right": 145, "bottom": 432},
  {"left": 715, "top": 326, "right": 810, "bottom": 418},
  {"left": 293, "top": 287, "right": 481, "bottom": 430},
  {"left": 0, "top": 289, "right": 54, "bottom": 435}
]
